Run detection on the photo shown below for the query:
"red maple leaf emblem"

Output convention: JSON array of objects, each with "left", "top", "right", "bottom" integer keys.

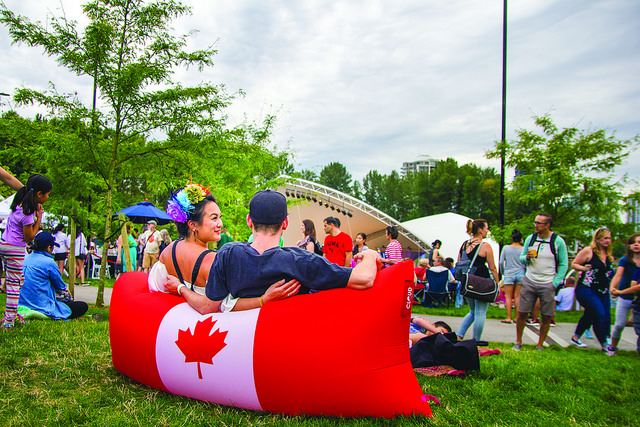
[{"left": 175, "top": 317, "right": 229, "bottom": 379}]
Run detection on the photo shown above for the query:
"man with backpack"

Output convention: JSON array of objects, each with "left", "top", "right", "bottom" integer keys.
[{"left": 512, "top": 213, "right": 568, "bottom": 351}]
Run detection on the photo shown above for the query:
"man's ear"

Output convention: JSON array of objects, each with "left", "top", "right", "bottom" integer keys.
[
  {"left": 281, "top": 217, "right": 289, "bottom": 231},
  {"left": 246, "top": 214, "right": 253, "bottom": 229}
]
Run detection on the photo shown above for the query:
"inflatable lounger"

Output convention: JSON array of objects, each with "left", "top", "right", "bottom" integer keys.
[{"left": 110, "top": 261, "right": 433, "bottom": 418}]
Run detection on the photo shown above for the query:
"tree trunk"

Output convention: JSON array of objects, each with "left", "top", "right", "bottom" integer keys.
[
  {"left": 68, "top": 218, "right": 76, "bottom": 298},
  {"left": 96, "top": 163, "right": 117, "bottom": 307}
]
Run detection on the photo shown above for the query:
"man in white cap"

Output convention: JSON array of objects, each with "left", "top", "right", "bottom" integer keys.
[
  {"left": 167, "top": 189, "right": 382, "bottom": 314},
  {"left": 140, "top": 220, "right": 162, "bottom": 273}
]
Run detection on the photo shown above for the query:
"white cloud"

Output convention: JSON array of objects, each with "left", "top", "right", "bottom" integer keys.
[{"left": 1, "top": 0, "right": 639, "bottom": 189}]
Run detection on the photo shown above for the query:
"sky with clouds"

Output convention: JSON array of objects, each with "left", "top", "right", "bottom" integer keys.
[{"left": 1, "top": 0, "right": 639, "bottom": 187}]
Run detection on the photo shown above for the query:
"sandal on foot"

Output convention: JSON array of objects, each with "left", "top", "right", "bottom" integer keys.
[
  {"left": 1, "top": 318, "right": 15, "bottom": 330},
  {"left": 501, "top": 319, "right": 512, "bottom": 324}
]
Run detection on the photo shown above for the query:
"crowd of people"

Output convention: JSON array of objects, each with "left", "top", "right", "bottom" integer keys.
[{"left": 1, "top": 167, "right": 639, "bottom": 357}]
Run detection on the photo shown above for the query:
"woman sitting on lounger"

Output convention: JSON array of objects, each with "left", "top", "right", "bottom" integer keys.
[{"left": 149, "top": 183, "right": 298, "bottom": 310}]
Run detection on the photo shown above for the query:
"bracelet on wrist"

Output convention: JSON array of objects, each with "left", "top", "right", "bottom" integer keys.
[
  {"left": 177, "top": 283, "right": 186, "bottom": 296},
  {"left": 260, "top": 295, "right": 264, "bottom": 307}
]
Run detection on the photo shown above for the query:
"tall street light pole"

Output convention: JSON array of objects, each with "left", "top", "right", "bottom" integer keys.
[{"left": 500, "top": 0, "right": 508, "bottom": 227}]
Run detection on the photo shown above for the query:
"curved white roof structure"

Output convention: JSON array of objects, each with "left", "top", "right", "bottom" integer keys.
[
  {"left": 402, "top": 212, "right": 500, "bottom": 265},
  {"left": 279, "top": 177, "right": 430, "bottom": 256}
]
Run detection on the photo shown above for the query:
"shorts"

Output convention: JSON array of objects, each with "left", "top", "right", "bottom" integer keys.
[
  {"left": 503, "top": 271, "right": 525, "bottom": 285},
  {"left": 142, "top": 252, "right": 159, "bottom": 269},
  {"left": 54, "top": 253, "right": 68, "bottom": 261},
  {"left": 519, "top": 276, "right": 556, "bottom": 317},
  {"left": 76, "top": 254, "right": 87, "bottom": 262}
]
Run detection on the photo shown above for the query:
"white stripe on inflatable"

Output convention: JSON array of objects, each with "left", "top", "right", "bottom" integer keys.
[{"left": 155, "top": 303, "right": 261, "bottom": 410}]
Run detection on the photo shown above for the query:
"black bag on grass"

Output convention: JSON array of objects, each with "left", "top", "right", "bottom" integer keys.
[{"left": 410, "top": 332, "right": 480, "bottom": 372}]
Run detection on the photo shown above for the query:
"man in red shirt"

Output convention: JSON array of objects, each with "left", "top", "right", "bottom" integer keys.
[{"left": 322, "top": 216, "right": 353, "bottom": 267}]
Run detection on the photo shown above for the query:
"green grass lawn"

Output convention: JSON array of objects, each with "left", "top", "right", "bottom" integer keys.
[{"left": 1, "top": 300, "right": 638, "bottom": 426}]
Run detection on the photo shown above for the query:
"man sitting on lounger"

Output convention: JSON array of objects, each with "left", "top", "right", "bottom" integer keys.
[{"left": 166, "top": 190, "right": 382, "bottom": 313}]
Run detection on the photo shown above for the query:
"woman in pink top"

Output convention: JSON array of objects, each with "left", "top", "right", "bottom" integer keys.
[
  {"left": 382, "top": 226, "right": 403, "bottom": 267},
  {"left": 0, "top": 174, "right": 52, "bottom": 330}
]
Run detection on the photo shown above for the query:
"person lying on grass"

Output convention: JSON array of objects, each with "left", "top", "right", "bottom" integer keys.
[
  {"left": 165, "top": 190, "right": 382, "bottom": 313},
  {"left": 409, "top": 317, "right": 453, "bottom": 346}
]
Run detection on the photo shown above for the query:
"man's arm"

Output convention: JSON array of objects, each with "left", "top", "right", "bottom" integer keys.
[
  {"left": 166, "top": 275, "right": 302, "bottom": 313},
  {"left": 344, "top": 250, "right": 352, "bottom": 267},
  {"left": 553, "top": 237, "right": 569, "bottom": 287},
  {"left": 165, "top": 276, "right": 221, "bottom": 314},
  {"left": 0, "top": 166, "right": 23, "bottom": 191},
  {"left": 347, "top": 250, "right": 382, "bottom": 290}
]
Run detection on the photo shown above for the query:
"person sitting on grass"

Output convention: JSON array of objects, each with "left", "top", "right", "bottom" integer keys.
[{"left": 18, "top": 231, "right": 88, "bottom": 320}]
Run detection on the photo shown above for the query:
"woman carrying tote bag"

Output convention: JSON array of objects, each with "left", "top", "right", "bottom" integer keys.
[{"left": 456, "top": 219, "right": 499, "bottom": 342}]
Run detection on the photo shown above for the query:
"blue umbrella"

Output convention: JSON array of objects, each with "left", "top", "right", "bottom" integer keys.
[{"left": 116, "top": 202, "right": 173, "bottom": 225}]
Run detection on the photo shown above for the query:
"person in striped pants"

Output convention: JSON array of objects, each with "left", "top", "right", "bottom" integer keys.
[{"left": 1, "top": 174, "right": 52, "bottom": 330}]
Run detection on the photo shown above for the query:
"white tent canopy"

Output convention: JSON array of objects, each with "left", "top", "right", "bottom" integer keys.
[
  {"left": 278, "top": 178, "right": 500, "bottom": 265},
  {"left": 401, "top": 212, "right": 499, "bottom": 266},
  {"left": 279, "top": 178, "right": 430, "bottom": 257}
]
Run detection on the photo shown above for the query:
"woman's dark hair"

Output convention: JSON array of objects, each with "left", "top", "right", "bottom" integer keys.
[
  {"left": 302, "top": 219, "right": 316, "bottom": 239},
  {"left": 431, "top": 239, "right": 442, "bottom": 248},
  {"left": 466, "top": 219, "right": 487, "bottom": 236},
  {"left": 53, "top": 223, "right": 66, "bottom": 234},
  {"left": 626, "top": 233, "right": 640, "bottom": 259},
  {"left": 511, "top": 229, "right": 522, "bottom": 243},
  {"left": 353, "top": 232, "right": 367, "bottom": 255},
  {"left": 175, "top": 193, "right": 217, "bottom": 238},
  {"left": 386, "top": 226, "right": 398, "bottom": 240},
  {"left": 11, "top": 174, "right": 52, "bottom": 215},
  {"left": 76, "top": 226, "right": 83, "bottom": 238}
]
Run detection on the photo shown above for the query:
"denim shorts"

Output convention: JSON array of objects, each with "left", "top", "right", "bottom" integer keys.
[{"left": 503, "top": 271, "right": 525, "bottom": 285}]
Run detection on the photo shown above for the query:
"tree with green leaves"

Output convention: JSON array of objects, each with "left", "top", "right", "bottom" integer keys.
[
  {"left": 487, "top": 114, "right": 638, "bottom": 246},
  {"left": 0, "top": 0, "right": 283, "bottom": 305},
  {"left": 403, "top": 158, "right": 500, "bottom": 224},
  {"left": 319, "top": 161, "right": 352, "bottom": 195}
]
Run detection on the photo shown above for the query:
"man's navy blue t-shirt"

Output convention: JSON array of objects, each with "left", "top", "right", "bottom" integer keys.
[{"left": 205, "top": 242, "right": 352, "bottom": 301}]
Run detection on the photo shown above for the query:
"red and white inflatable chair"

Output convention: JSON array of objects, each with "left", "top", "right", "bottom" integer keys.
[{"left": 109, "top": 261, "right": 433, "bottom": 418}]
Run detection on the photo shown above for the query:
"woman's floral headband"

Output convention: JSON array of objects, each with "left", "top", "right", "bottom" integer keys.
[{"left": 166, "top": 183, "right": 211, "bottom": 223}]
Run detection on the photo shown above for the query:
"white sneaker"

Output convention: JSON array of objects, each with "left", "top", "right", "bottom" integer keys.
[{"left": 570, "top": 337, "right": 587, "bottom": 348}]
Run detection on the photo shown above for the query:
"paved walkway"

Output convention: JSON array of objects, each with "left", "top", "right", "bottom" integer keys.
[
  {"left": 72, "top": 285, "right": 637, "bottom": 352},
  {"left": 73, "top": 284, "right": 112, "bottom": 306},
  {"left": 424, "top": 314, "right": 638, "bottom": 352}
]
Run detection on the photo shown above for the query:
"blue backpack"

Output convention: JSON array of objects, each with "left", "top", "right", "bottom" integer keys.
[{"left": 454, "top": 240, "right": 477, "bottom": 281}]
